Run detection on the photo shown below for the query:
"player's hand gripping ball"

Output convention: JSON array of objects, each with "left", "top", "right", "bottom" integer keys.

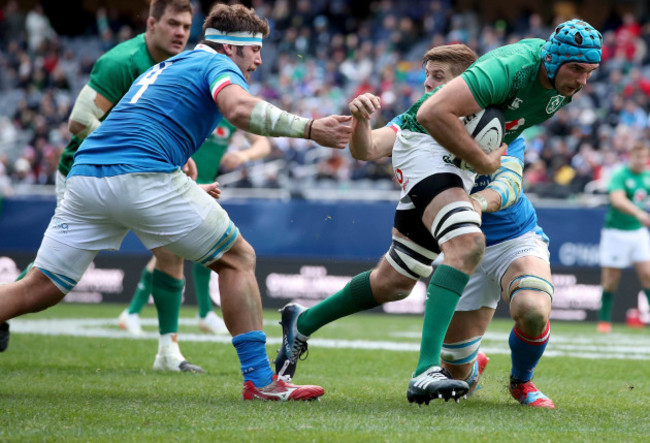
[{"left": 453, "top": 107, "right": 505, "bottom": 170}]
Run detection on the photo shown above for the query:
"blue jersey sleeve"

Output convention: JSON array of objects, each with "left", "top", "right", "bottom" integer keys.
[
  {"left": 385, "top": 114, "right": 404, "bottom": 132},
  {"left": 205, "top": 54, "right": 249, "bottom": 102}
]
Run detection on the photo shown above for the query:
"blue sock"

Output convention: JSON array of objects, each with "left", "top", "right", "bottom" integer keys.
[
  {"left": 509, "top": 321, "right": 550, "bottom": 382},
  {"left": 232, "top": 331, "right": 273, "bottom": 387}
]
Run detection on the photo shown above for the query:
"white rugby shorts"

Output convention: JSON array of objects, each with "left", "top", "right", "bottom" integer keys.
[
  {"left": 392, "top": 130, "right": 476, "bottom": 211},
  {"left": 437, "top": 230, "right": 550, "bottom": 311},
  {"left": 55, "top": 170, "right": 66, "bottom": 204},
  {"left": 34, "top": 170, "right": 238, "bottom": 293},
  {"left": 600, "top": 227, "right": 650, "bottom": 268}
]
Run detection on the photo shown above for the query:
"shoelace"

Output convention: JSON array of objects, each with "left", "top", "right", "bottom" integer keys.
[
  {"left": 289, "top": 336, "right": 309, "bottom": 363},
  {"left": 423, "top": 367, "right": 453, "bottom": 381}
]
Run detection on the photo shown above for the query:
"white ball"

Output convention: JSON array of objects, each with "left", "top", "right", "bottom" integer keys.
[{"left": 462, "top": 107, "right": 505, "bottom": 154}]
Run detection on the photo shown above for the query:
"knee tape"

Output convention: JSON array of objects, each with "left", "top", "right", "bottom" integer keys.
[
  {"left": 508, "top": 274, "right": 554, "bottom": 302},
  {"left": 385, "top": 236, "right": 438, "bottom": 280},
  {"left": 441, "top": 335, "right": 483, "bottom": 365},
  {"left": 430, "top": 201, "right": 482, "bottom": 245}
]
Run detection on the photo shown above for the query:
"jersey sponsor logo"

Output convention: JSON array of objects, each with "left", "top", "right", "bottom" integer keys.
[
  {"left": 394, "top": 168, "right": 409, "bottom": 191},
  {"left": 51, "top": 217, "right": 69, "bottom": 234},
  {"left": 508, "top": 97, "right": 524, "bottom": 110},
  {"left": 633, "top": 188, "right": 647, "bottom": 203},
  {"left": 546, "top": 95, "right": 566, "bottom": 114},
  {"left": 505, "top": 118, "right": 525, "bottom": 132},
  {"left": 442, "top": 153, "right": 463, "bottom": 169}
]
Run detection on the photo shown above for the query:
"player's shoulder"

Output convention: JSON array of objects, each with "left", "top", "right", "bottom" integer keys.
[
  {"left": 98, "top": 33, "right": 147, "bottom": 63},
  {"left": 472, "top": 39, "right": 543, "bottom": 72},
  {"left": 91, "top": 34, "right": 150, "bottom": 75}
]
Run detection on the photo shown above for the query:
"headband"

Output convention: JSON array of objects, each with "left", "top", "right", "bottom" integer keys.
[{"left": 205, "top": 28, "right": 263, "bottom": 47}]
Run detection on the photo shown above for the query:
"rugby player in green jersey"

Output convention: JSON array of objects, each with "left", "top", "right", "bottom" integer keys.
[
  {"left": 407, "top": 18, "right": 601, "bottom": 405},
  {"left": 598, "top": 142, "right": 650, "bottom": 333},
  {"left": 275, "top": 19, "right": 602, "bottom": 407}
]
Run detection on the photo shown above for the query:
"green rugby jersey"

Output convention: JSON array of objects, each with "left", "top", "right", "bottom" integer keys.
[
  {"left": 58, "top": 34, "right": 156, "bottom": 176},
  {"left": 400, "top": 39, "right": 574, "bottom": 146},
  {"left": 605, "top": 166, "right": 650, "bottom": 230},
  {"left": 461, "top": 39, "right": 573, "bottom": 144},
  {"left": 192, "top": 120, "right": 237, "bottom": 184}
]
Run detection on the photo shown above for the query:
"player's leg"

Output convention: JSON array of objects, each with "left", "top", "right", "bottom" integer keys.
[
  {"left": 192, "top": 262, "right": 227, "bottom": 334},
  {"left": 598, "top": 228, "right": 633, "bottom": 332},
  {"left": 149, "top": 247, "right": 204, "bottom": 373},
  {"left": 117, "top": 256, "right": 155, "bottom": 335},
  {"left": 2, "top": 173, "right": 114, "bottom": 352},
  {"left": 634, "top": 260, "right": 650, "bottom": 312},
  {"left": 1, "top": 233, "right": 99, "bottom": 352},
  {"left": 155, "top": 172, "right": 323, "bottom": 400},
  {"left": 631, "top": 228, "right": 650, "bottom": 320},
  {"left": 275, "top": 234, "right": 421, "bottom": 378},
  {"left": 442, "top": 308, "right": 494, "bottom": 393},
  {"left": 410, "top": 185, "right": 483, "bottom": 394},
  {"left": 0, "top": 268, "right": 67, "bottom": 352},
  {"left": 599, "top": 267, "right": 620, "bottom": 332},
  {"left": 13, "top": 171, "right": 66, "bottom": 284},
  {"left": 502, "top": 255, "right": 555, "bottom": 409}
]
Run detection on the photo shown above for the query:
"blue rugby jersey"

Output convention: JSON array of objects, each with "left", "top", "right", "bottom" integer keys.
[
  {"left": 472, "top": 136, "right": 547, "bottom": 246},
  {"left": 70, "top": 45, "right": 248, "bottom": 177}
]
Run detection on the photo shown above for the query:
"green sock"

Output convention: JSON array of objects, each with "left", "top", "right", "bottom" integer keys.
[
  {"left": 599, "top": 291, "right": 614, "bottom": 322},
  {"left": 192, "top": 262, "right": 213, "bottom": 318},
  {"left": 15, "top": 262, "right": 34, "bottom": 281},
  {"left": 297, "top": 270, "right": 379, "bottom": 336},
  {"left": 127, "top": 267, "right": 153, "bottom": 315},
  {"left": 414, "top": 265, "right": 470, "bottom": 377},
  {"left": 151, "top": 269, "right": 184, "bottom": 335},
  {"left": 643, "top": 289, "right": 650, "bottom": 307}
]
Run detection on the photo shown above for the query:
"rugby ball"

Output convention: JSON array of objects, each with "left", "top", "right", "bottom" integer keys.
[{"left": 462, "top": 107, "right": 505, "bottom": 154}]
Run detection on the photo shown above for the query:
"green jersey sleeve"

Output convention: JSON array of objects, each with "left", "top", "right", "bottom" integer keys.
[{"left": 607, "top": 167, "right": 627, "bottom": 192}]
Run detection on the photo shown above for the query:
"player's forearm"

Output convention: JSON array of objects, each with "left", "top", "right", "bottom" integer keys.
[
  {"left": 351, "top": 125, "right": 395, "bottom": 161},
  {"left": 68, "top": 85, "right": 108, "bottom": 139},
  {"left": 241, "top": 134, "right": 272, "bottom": 161},
  {"left": 482, "top": 156, "right": 523, "bottom": 211},
  {"left": 349, "top": 118, "right": 374, "bottom": 160},
  {"left": 610, "top": 192, "right": 647, "bottom": 219},
  {"left": 217, "top": 86, "right": 309, "bottom": 138},
  {"left": 470, "top": 189, "right": 501, "bottom": 213}
]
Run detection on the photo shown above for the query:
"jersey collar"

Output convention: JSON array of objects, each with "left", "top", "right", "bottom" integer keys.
[{"left": 195, "top": 43, "right": 218, "bottom": 54}]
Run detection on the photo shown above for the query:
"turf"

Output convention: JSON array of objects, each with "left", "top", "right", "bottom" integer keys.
[{"left": 0, "top": 303, "right": 648, "bottom": 442}]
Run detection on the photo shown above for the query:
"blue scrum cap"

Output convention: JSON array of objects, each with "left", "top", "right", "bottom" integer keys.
[{"left": 541, "top": 19, "right": 602, "bottom": 82}]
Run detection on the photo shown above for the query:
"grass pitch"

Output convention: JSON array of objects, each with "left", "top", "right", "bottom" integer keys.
[{"left": 1, "top": 303, "right": 648, "bottom": 442}]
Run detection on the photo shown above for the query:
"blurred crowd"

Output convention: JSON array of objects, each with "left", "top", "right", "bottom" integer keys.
[{"left": 2, "top": 0, "right": 650, "bottom": 198}]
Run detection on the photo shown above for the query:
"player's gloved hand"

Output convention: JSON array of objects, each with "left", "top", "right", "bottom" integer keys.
[
  {"left": 199, "top": 181, "right": 221, "bottom": 199},
  {"left": 309, "top": 115, "right": 353, "bottom": 149},
  {"left": 182, "top": 158, "right": 198, "bottom": 180},
  {"left": 349, "top": 93, "right": 381, "bottom": 121}
]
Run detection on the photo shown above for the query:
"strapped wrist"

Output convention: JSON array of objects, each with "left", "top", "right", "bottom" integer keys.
[{"left": 470, "top": 193, "right": 488, "bottom": 212}]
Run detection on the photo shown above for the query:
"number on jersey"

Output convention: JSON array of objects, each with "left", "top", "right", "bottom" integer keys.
[{"left": 130, "top": 61, "right": 173, "bottom": 104}]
